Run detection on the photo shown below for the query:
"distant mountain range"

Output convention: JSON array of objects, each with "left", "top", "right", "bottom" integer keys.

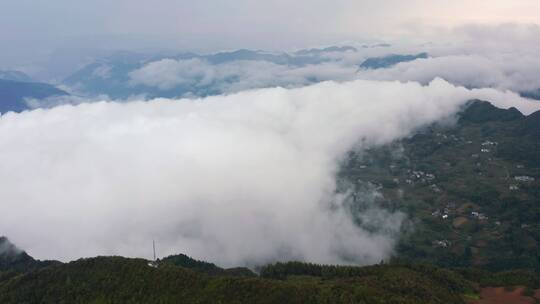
[
  {"left": 522, "top": 89, "right": 540, "bottom": 101},
  {"left": 294, "top": 45, "right": 358, "bottom": 56},
  {"left": 0, "top": 79, "right": 68, "bottom": 113},
  {"left": 1, "top": 47, "right": 538, "bottom": 114},
  {"left": 0, "top": 70, "right": 33, "bottom": 83},
  {"left": 359, "top": 52, "right": 429, "bottom": 69},
  {"left": 59, "top": 48, "right": 437, "bottom": 100},
  {"left": 61, "top": 48, "right": 355, "bottom": 99}
]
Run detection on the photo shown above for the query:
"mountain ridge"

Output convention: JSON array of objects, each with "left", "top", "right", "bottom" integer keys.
[{"left": 0, "top": 79, "right": 68, "bottom": 113}]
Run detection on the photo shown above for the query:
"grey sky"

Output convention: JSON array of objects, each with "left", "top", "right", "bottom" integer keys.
[{"left": 1, "top": 0, "right": 539, "bottom": 69}]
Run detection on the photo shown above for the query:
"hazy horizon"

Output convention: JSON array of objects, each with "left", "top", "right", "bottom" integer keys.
[{"left": 2, "top": 1, "right": 540, "bottom": 76}]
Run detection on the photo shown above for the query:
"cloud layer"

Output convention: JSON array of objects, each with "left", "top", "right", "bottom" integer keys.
[
  {"left": 350, "top": 24, "right": 540, "bottom": 99},
  {"left": 1, "top": 79, "right": 539, "bottom": 267},
  {"left": 129, "top": 58, "right": 357, "bottom": 93},
  {"left": 36, "top": 24, "right": 538, "bottom": 107},
  {"left": 358, "top": 53, "right": 540, "bottom": 94}
]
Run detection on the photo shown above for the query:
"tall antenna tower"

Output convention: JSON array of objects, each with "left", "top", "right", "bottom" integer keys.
[
  {"left": 148, "top": 239, "right": 159, "bottom": 268},
  {"left": 153, "top": 239, "right": 156, "bottom": 261}
]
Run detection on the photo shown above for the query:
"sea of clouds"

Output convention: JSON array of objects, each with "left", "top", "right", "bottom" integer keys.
[
  {"left": 2, "top": 77, "right": 539, "bottom": 267},
  {"left": 3, "top": 23, "right": 540, "bottom": 267},
  {"left": 20, "top": 25, "right": 539, "bottom": 110}
]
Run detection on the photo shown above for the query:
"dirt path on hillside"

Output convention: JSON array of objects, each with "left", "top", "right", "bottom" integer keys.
[{"left": 471, "top": 287, "right": 538, "bottom": 304}]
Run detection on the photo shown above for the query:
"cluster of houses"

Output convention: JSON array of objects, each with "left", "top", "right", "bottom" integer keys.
[
  {"left": 434, "top": 132, "right": 461, "bottom": 144},
  {"left": 481, "top": 141, "right": 498, "bottom": 146},
  {"left": 430, "top": 207, "right": 492, "bottom": 249},
  {"left": 403, "top": 170, "right": 442, "bottom": 193},
  {"left": 431, "top": 202, "right": 456, "bottom": 220},
  {"left": 471, "top": 211, "right": 488, "bottom": 221},
  {"left": 431, "top": 210, "right": 446, "bottom": 219},
  {"left": 508, "top": 175, "right": 534, "bottom": 191},
  {"left": 430, "top": 184, "right": 442, "bottom": 193},
  {"left": 433, "top": 239, "right": 452, "bottom": 248},
  {"left": 431, "top": 201, "right": 490, "bottom": 222},
  {"left": 479, "top": 141, "right": 498, "bottom": 153},
  {"left": 406, "top": 170, "right": 436, "bottom": 183},
  {"left": 514, "top": 176, "right": 535, "bottom": 182}
]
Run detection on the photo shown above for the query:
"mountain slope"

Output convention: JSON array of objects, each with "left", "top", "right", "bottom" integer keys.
[
  {"left": 340, "top": 100, "right": 540, "bottom": 271},
  {"left": 0, "top": 237, "right": 59, "bottom": 283},
  {"left": 0, "top": 70, "right": 33, "bottom": 82},
  {"left": 162, "top": 253, "right": 256, "bottom": 277},
  {"left": 458, "top": 100, "right": 524, "bottom": 123},
  {"left": 0, "top": 79, "right": 68, "bottom": 113},
  {"left": 359, "top": 52, "right": 429, "bottom": 69},
  {"left": 0, "top": 255, "right": 480, "bottom": 304},
  {"left": 61, "top": 48, "right": 342, "bottom": 99},
  {"left": 0, "top": 237, "right": 36, "bottom": 273}
]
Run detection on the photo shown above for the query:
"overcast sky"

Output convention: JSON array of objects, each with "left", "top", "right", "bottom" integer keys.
[{"left": 1, "top": 0, "right": 539, "bottom": 68}]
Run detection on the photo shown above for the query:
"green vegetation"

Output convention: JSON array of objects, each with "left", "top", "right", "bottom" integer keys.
[
  {"left": 162, "top": 253, "right": 256, "bottom": 277},
  {"left": 0, "top": 255, "right": 482, "bottom": 304},
  {"left": 340, "top": 100, "right": 540, "bottom": 271},
  {"left": 3, "top": 250, "right": 538, "bottom": 304},
  {"left": 2, "top": 236, "right": 488, "bottom": 303},
  {"left": 0, "top": 237, "right": 60, "bottom": 282},
  {"left": 3, "top": 234, "right": 539, "bottom": 304}
]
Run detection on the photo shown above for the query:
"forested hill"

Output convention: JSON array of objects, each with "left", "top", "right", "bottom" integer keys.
[
  {"left": 340, "top": 100, "right": 540, "bottom": 271},
  {"left": 0, "top": 237, "right": 59, "bottom": 280},
  {"left": 1, "top": 237, "right": 539, "bottom": 304},
  {"left": 0, "top": 255, "right": 473, "bottom": 304}
]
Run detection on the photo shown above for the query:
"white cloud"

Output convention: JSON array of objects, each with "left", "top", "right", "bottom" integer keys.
[
  {"left": 352, "top": 24, "right": 540, "bottom": 96},
  {"left": 358, "top": 54, "right": 540, "bottom": 94},
  {"left": 1, "top": 79, "right": 538, "bottom": 267},
  {"left": 129, "top": 58, "right": 214, "bottom": 90},
  {"left": 358, "top": 56, "right": 499, "bottom": 87},
  {"left": 120, "top": 24, "right": 540, "bottom": 102},
  {"left": 129, "top": 58, "right": 358, "bottom": 94}
]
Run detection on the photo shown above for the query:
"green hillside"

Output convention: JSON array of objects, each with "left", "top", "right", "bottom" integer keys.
[
  {"left": 339, "top": 100, "right": 540, "bottom": 271},
  {"left": 2, "top": 249, "right": 539, "bottom": 304},
  {"left": 0, "top": 254, "right": 477, "bottom": 304}
]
